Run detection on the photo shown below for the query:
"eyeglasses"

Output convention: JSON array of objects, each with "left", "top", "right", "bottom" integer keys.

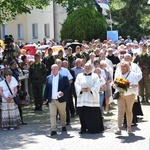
[
  {"left": 120, "top": 51, "right": 126, "bottom": 54},
  {"left": 6, "top": 74, "right": 12, "bottom": 76}
]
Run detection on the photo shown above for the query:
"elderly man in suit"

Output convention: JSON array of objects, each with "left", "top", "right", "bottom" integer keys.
[{"left": 44, "top": 64, "right": 70, "bottom": 136}]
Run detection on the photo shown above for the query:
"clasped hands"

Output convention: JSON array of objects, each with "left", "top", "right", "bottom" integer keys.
[
  {"left": 81, "top": 87, "right": 91, "bottom": 92},
  {"left": 6, "top": 96, "right": 14, "bottom": 102}
]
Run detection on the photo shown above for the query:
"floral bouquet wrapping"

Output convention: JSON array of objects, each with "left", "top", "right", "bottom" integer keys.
[{"left": 114, "top": 77, "right": 130, "bottom": 92}]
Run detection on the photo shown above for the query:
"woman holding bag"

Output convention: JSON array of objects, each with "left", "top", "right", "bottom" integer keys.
[
  {"left": 0, "top": 69, "right": 21, "bottom": 130},
  {"left": 114, "top": 61, "right": 138, "bottom": 135}
]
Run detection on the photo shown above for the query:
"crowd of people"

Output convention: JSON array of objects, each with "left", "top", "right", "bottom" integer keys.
[{"left": 0, "top": 35, "right": 150, "bottom": 136}]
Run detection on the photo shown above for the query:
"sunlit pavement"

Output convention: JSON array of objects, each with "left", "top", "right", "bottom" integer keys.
[{"left": 0, "top": 101, "right": 150, "bottom": 150}]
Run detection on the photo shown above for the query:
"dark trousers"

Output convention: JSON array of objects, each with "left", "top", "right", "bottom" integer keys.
[
  {"left": 18, "top": 103, "right": 23, "bottom": 123},
  {"left": 139, "top": 74, "right": 149, "bottom": 101},
  {"left": 66, "top": 90, "right": 75, "bottom": 123},
  {"left": 32, "top": 83, "right": 43, "bottom": 109},
  {"left": 72, "top": 85, "right": 77, "bottom": 114}
]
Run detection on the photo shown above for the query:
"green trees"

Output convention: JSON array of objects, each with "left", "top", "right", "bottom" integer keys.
[
  {"left": 57, "top": 0, "right": 150, "bottom": 40},
  {"left": 60, "top": 7, "right": 107, "bottom": 42},
  {"left": 55, "top": 0, "right": 107, "bottom": 41},
  {"left": 0, "top": 0, "right": 51, "bottom": 24},
  {"left": 2, "top": 0, "right": 149, "bottom": 41},
  {"left": 110, "top": 0, "right": 150, "bottom": 39}
]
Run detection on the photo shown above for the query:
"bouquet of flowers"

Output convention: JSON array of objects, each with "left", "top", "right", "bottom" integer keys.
[
  {"left": 114, "top": 77, "right": 130, "bottom": 92},
  {"left": 113, "top": 78, "right": 130, "bottom": 99}
]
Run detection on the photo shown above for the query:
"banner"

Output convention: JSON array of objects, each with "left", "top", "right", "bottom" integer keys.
[
  {"left": 107, "top": 30, "right": 118, "bottom": 43},
  {"left": 95, "top": 0, "right": 110, "bottom": 10}
]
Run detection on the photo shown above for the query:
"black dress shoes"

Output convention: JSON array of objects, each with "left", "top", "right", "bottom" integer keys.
[
  {"left": 62, "top": 127, "right": 67, "bottom": 132},
  {"left": 51, "top": 131, "right": 57, "bottom": 136},
  {"left": 22, "top": 122, "right": 27, "bottom": 125},
  {"left": 71, "top": 114, "right": 75, "bottom": 118},
  {"left": 79, "top": 130, "right": 86, "bottom": 134},
  {"left": 66, "top": 122, "right": 70, "bottom": 126}
]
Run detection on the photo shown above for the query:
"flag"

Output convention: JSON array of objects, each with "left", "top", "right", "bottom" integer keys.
[{"left": 95, "top": 0, "right": 110, "bottom": 10}]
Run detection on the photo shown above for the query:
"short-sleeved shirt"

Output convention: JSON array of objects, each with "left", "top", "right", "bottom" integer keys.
[
  {"left": 115, "top": 71, "right": 138, "bottom": 96},
  {"left": 59, "top": 67, "right": 73, "bottom": 80},
  {"left": 0, "top": 77, "right": 18, "bottom": 98}
]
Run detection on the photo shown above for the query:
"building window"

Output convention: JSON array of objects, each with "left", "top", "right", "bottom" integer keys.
[
  {"left": 17, "top": 24, "right": 24, "bottom": 39},
  {"left": 2, "top": 24, "right": 8, "bottom": 39},
  {"left": 44, "top": 24, "right": 50, "bottom": 38},
  {"left": 32, "top": 23, "right": 38, "bottom": 38}
]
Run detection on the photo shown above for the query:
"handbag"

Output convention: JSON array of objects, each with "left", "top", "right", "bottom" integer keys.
[
  {"left": 13, "top": 95, "right": 20, "bottom": 105},
  {"left": 113, "top": 91, "right": 120, "bottom": 99},
  {"left": 5, "top": 80, "right": 21, "bottom": 105},
  {"left": 18, "top": 89, "right": 27, "bottom": 97}
]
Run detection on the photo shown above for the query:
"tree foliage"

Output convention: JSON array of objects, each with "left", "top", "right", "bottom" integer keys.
[
  {"left": 60, "top": 7, "right": 107, "bottom": 42},
  {"left": 0, "top": 0, "right": 51, "bottom": 24},
  {"left": 110, "top": 0, "right": 150, "bottom": 39},
  {"left": 55, "top": 0, "right": 150, "bottom": 39},
  {"left": 54, "top": 0, "right": 102, "bottom": 15}
]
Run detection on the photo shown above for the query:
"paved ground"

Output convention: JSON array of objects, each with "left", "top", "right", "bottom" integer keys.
[{"left": 0, "top": 101, "right": 150, "bottom": 150}]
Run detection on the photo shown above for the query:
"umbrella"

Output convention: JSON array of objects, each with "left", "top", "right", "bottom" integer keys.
[
  {"left": 44, "top": 45, "right": 64, "bottom": 56},
  {"left": 0, "top": 40, "right": 5, "bottom": 48},
  {"left": 66, "top": 42, "right": 82, "bottom": 53},
  {"left": 51, "top": 45, "right": 64, "bottom": 53},
  {"left": 37, "top": 45, "right": 50, "bottom": 50},
  {"left": 23, "top": 46, "right": 36, "bottom": 55}
]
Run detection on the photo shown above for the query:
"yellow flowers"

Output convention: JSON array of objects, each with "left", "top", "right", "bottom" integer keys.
[{"left": 114, "top": 78, "right": 130, "bottom": 92}]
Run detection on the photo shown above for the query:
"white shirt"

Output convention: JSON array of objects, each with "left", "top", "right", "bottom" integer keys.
[
  {"left": 0, "top": 76, "right": 18, "bottom": 98},
  {"left": 59, "top": 67, "right": 73, "bottom": 80},
  {"left": 115, "top": 71, "right": 138, "bottom": 96},
  {"left": 115, "top": 62, "right": 142, "bottom": 82},
  {"left": 52, "top": 74, "right": 59, "bottom": 99}
]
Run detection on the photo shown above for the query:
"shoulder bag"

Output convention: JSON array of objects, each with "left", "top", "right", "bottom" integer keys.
[{"left": 5, "top": 80, "right": 20, "bottom": 105}]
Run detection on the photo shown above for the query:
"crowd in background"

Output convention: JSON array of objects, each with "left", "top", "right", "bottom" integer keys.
[{"left": 0, "top": 35, "right": 150, "bottom": 134}]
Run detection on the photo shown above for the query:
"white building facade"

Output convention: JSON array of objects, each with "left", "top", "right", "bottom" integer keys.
[{"left": 0, "top": 2, "right": 67, "bottom": 43}]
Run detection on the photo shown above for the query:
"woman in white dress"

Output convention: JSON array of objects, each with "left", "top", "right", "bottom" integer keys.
[{"left": 0, "top": 69, "right": 21, "bottom": 130}]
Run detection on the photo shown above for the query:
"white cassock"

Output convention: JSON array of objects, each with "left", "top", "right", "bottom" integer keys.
[{"left": 75, "top": 72, "right": 100, "bottom": 107}]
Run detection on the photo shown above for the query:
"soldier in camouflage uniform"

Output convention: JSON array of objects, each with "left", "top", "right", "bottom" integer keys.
[
  {"left": 57, "top": 49, "right": 66, "bottom": 61},
  {"left": 29, "top": 53, "right": 47, "bottom": 110},
  {"left": 80, "top": 45, "right": 90, "bottom": 61},
  {"left": 134, "top": 43, "right": 150, "bottom": 103},
  {"left": 42, "top": 48, "right": 55, "bottom": 76},
  {"left": 74, "top": 46, "right": 84, "bottom": 59},
  {"left": 65, "top": 47, "right": 76, "bottom": 69}
]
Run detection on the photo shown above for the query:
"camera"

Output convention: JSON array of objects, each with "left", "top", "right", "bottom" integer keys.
[
  {"left": 4, "top": 35, "right": 15, "bottom": 52},
  {"left": 4, "top": 35, "right": 14, "bottom": 45}
]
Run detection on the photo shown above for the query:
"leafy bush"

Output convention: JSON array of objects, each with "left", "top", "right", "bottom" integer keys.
[{"left": 60, "top": 7, "right": 107, "bottom": 42}]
